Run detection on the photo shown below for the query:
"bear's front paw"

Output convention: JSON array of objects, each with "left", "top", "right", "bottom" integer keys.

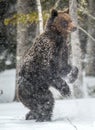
[
  {"left": 61, "top": 85, "right": 71, "bottom": 97},
  {"left": 67, "top": 67, "right": 78, "bottom": 83}
]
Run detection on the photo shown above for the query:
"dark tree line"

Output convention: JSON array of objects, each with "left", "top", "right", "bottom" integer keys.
[{"left": 0, "top": 0, "right": 16, "bottom": 72}]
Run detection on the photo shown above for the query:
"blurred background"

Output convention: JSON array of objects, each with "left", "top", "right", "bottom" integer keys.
[{"left": 0, "top": 0, "right": 95, "bottom": 102}]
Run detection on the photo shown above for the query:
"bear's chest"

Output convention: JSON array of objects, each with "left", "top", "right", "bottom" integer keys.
[
  {"left": 51, "top": 40, "right": 68, "bottom": 71},
  {"left": 54, "top": 41, "right": 68, "bottom": 59}
]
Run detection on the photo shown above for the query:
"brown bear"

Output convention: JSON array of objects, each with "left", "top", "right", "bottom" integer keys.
[{"left": 18, "top": 9, "right": 78, "bottom": 122}]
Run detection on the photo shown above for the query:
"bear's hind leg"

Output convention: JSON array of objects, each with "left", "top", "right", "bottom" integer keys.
[
  {"left": 26, "top": 110, "right": 38, "bottom": 120},
  {"left": 37, "top": 90, "right": 54, "bottom": 122},
  {"left": 26, "top": 90, "right": 54, "bottom": 122},
  {"left": 51, "top": 77, "right": 71, "bottom": 97}
]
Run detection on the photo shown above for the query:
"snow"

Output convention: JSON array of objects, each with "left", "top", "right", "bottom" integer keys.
[
  {"left": 0, "top": 69, "right": 16, "bottom": 102},
  {"left": 83, "top": 75, "right": 95, "bottom": 97},
  {"left": 84, "top": 76, "right": 95, "bottom": 88},
  {"left": 0, "top": 70, "right": 95, "bottom": 129},
  {"left": 0, "top": 99, "right": 95, "bottom": 130}
]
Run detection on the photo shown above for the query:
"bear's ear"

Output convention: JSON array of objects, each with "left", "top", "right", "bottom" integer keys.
[
  {"left": 63, "top": 8, "right": 69, "bottom": 14},
  {"left": 51, "top": 9, "right": 58, "bottom": 18}
]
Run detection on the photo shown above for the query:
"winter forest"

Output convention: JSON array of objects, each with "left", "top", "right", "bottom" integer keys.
[{"left": 0, "top": 0, "right": 95, "bottom": 130}]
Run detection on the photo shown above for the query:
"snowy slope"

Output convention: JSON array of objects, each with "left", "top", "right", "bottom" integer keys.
[
  {"left": 0, "top": 99, "right": 95, "bottom": 130},
  {"left": 0, "top": 69, "right": 16, "bottom": 102}
]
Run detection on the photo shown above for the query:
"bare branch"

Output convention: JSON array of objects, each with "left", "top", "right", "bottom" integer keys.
[
  {"left": 78, "top": 4, "right": 95, "bottom": 20},
  {"left": 78, "top": 26, "right": 95, "bottom": 42},
  {"left": 36, "top": 0, "right": 43, "bottom": 34},
  {"left": 84, "top": 11, "right": 95, "bottom": 20},
  {"left": 66, "top": 118, "right": 78, "bottom": 130},
  {"left": 54, "top": 0, "right": 61, "bottom": 9}
]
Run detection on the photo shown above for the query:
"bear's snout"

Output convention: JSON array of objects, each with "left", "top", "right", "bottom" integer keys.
[{"left": 72, "top": 26, "right": 77, "bottom": 32}]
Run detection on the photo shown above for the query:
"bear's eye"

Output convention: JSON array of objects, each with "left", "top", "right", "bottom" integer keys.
[{"left": 61, "top": 21, "right": 68, "bottom": 28}]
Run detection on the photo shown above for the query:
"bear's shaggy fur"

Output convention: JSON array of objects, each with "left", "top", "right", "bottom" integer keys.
[{"left": 18, "top": 9, "right": 78, "bottom": 122}]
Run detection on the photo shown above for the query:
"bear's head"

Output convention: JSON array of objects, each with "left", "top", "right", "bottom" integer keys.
[{"left": 46, "top": 9, "right": 77, "bottom": 37}]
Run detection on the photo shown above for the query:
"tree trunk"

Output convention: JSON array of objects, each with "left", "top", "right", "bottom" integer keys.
[
  {"left": 69, "top": 0, "right": 84, "bottom": 98},
  {"left": 15, "top": 0, "right": 38, "bottom": 100},
  {"left": 36, "top": 0, "right": 43, "bottom": 34},
  {"left": 86, "top": 0, "right": 95, "bottom": 76}
]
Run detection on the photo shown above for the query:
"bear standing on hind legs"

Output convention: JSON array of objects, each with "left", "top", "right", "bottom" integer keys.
[{"left": 18, "top": 9, "right": 78, "bottom": 122}]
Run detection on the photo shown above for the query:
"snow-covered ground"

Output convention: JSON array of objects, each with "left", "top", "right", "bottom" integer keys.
[
  {"left": 0, "top": 98, "right": 95, "bottom": 130},
  {"left": 0, "top": 69, "right": 95, "bottom": 130},
  {"left": 0, "top": 69, "right": 16, "bottom": 102}
]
